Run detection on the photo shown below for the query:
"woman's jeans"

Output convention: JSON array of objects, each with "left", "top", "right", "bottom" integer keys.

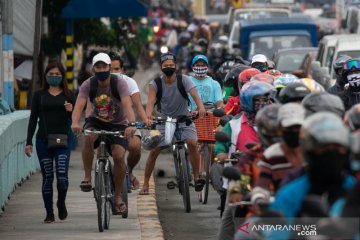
[{"left": 36, "top": 138, "right": 70, "bottom": 214}]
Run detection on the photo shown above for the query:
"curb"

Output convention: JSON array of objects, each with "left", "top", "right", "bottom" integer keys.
[{"left": 137, "top": 175, "right": 164, "bottom": 240}]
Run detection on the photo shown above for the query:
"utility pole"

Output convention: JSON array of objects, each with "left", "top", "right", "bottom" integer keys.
[
  {"left": 1, "top": 0, "right": 14, "bottom": 107},
  {"left": 28, "top": 0, "right": 43, "bottom": 108}
]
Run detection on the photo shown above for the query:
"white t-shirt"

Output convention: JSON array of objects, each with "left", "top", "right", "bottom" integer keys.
[{"left": 111, "top": 73, "right": 139, "bottom": 96}]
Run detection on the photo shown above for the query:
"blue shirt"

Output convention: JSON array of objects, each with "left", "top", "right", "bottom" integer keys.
[{"left": 188, "top": 76, "right": 223, "bottom": 111}]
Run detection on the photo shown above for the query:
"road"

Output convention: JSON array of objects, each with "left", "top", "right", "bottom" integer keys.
[{"left": 152, "top": 151, "right": 222, "bottom": 240}]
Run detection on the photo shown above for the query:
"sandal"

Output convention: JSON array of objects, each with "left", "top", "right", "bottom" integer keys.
[
  {"left": 195, "top": 179, "right": 206, "bottom": 192},
  {"left": 139, "top": 186, "right": 149, "bottom": 195},
  {"left": 80, "top": 180, "right": 92, "bottom": 192},
  {"left": 114, "top": 202, "right": 127, "bottom": 215},
  {"left": 130, "top": 176, "right": 140, "bottom": 190}
]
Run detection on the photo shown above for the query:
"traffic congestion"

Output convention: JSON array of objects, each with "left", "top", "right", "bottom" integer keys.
[{"left": 0, "top": 0, "right": 360, "bottom": 240}]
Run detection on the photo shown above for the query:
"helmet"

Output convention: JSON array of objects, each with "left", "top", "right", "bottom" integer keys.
[
  {"left": 298, "top": 78, "right": 325, "bottom": 92},
  {"left": 301, "top": 92, "right": 345, "bottom": 117},
  {"left": 238, "top": 68, "right": 261, "bottom": 86},
  {"left": 141, "top": 130, "right": 162, "bottom": 150},
  {"left": 197, "top": 38, "right": 208, "bottom": 48},
  {"left": 268, "top": 69, "right": 282, "bottom": 79},
  {"left": 279, "top": 82, "right": 311, "bottom": 104},
  {"left": 273, "top": 74, "right": 300, "bottom": 88},
  {"left": 333, "top": 55, "right": 352, "bottom": 74},
  {"left": 223, "top": 64, "right": 248, "bottom": 88},
  {"left": 250, "top": 73, "right": 275, "bottom": 84},
  {"left": 345, "top": 104, "right": 360, "bottom": 131},
  {"left": 300, "top": 112, "right": 350, "bottom": 152},
  {"left": 240, "top": 81, "right": 275, "bottom": 113},
  {"left": 255, "top": 104, "right": 282, "bottom": 147},
  {"left": 216, "top": 61, "right": 237, "bottom": 83},
  {"left": 179, "top": 31, "right": 191, "bottom": 41}
]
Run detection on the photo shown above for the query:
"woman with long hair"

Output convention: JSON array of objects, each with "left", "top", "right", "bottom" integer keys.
[{"left": 25, "top": 60, "right": 75, "bottom": 223}]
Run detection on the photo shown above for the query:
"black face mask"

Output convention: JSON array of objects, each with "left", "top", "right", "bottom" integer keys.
[
  {"left": 282, "top": 130, "right": 300, "bottom": 148},
  {"left": 95, "top": 71, "right": 110, "bottom": 81},
  {"left": 162, "top": 67, "right": 176, "bottom": 77}
]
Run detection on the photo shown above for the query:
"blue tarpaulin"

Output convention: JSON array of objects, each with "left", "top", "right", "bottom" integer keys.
[{"left": 62, "top": 0, "right": 148, "bottom": 18}]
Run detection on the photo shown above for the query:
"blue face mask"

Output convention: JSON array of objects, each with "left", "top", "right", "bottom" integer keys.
[
  {"left": 46, "top": 76, "right": 62, "bottom": 86},
  {"left": 95, "top": 71, "right": 110, "bottom": 81}
]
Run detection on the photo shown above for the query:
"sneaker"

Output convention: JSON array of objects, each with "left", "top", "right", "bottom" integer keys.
[
  {"left": 44, "top": 213, "right": 55, "bottom": 223},
  {"left": 57, "top": 201, "right": 68, "bottom": 220}
]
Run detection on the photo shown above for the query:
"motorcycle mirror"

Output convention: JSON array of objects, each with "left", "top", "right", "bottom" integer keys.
[
  {"left": 215, "top": 131, "right": 230, "bottom": 143},
  {"left": 213, "top": 108, "right": 226, "bottom": 117},
  {"left": 223, "top": 166, "right": 240, "bottom": 180}
]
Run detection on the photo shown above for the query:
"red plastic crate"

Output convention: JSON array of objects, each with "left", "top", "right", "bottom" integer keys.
[{"left": 194, "top": 112, "right": 219, "bottom": 142}]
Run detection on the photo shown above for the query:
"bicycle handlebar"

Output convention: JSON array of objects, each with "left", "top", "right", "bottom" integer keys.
[{"left": 83, "top": 129, "right": 124, "bottom": 137}]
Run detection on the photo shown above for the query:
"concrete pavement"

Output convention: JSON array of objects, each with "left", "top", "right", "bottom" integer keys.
[{"left": 0, "top": 64, "right": 164, "bottom": 240}]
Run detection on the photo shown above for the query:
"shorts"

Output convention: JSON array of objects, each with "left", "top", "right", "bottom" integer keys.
[
  {"left": 156, "top": 122, "right": 197, "bottom": 148},
  {"left": 83, "top": 117, "right": 128, "bottom": 150}
]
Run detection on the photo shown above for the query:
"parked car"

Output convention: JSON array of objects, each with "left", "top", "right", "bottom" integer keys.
[{"left": 273, "top": 47, "right": 318, "bottom": 73}]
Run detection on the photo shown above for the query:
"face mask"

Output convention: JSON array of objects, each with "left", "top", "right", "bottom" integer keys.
[
  {"left": 193, "top": 67, "right": 208, "bottom": 77},
  {"left": 162, "top": 67, "right": 176, "bottom": 77},
  {"left": 46, "top": 76, "right": 62, "bottom": 86},
  {"left": 95, "top": 71, "right": 110, "bottom": 81},
  {"left": 253, "top": 96, "right": 270, "bottom": 113},
  {"left": 347, "top": 73, "right": 360, "bottom": 87},
  {"left": 282, "top": 130, "right": 300, "bottom": 148},
  {"left": 252, "top": 63, "right": 267, "bottom": 72}
]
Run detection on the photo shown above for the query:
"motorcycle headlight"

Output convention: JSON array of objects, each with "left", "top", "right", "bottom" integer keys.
[{"left": 160, "top": 46, "right": 168, "bottom": 54}]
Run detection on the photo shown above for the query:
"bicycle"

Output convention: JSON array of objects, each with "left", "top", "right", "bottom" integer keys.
[
  {"left": 194, "top": 109, "right": 219, "bottom": 204},
  {"left": 152, "top": 115, "right": 199, "bottom": 213},
  {"left": 83, "top": 129, "right": 128, "bottom": 232}
]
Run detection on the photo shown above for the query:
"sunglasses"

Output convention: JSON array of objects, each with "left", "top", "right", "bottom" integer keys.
[
  {"left": 343, "top": 60, "right": 360, "bottom": 71},
  {"left": 252, "top": 63, "right": 267, "bottom": 72}
]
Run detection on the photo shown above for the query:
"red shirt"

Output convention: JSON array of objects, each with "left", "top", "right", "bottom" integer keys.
[
  {"left": 224, "top": 96, "right": 241, "bottom": 115},
  {"left": 236, "top": 113, "right": 259, "bottom": 152}
]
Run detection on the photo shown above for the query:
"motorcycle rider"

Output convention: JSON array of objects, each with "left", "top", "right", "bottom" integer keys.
[
  {"left": 342, "top": 58, "right": 360, "bottom": 109},
  {"left": 328, "top": 55, "right": 352, "bottom": 98}
]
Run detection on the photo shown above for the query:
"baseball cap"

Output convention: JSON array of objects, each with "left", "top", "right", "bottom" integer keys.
[
  {"left": 92, "top": 52, "right": 111, "bottom": 66},
  {"left": 192, "top": 54, "right": 209, "bottom": 65},
  {"left": 278, "top": 103, "right": 306, "bottom": 128},
  {"left": 160, "top": 52, "right": 176, "bottom": 64},
  {"left": 251, "top": 54, "right": 267, "bottom": 64}
]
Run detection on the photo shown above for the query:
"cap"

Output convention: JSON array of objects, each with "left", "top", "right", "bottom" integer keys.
[
  {"left": 160, "top": 52, "right": 176, "bottom": 64},
  {"left": 192, "top": 54, "right": 209, "bottom": 65},
  {"left": 92, "top": 53, "right": 111, "bottom": 67},
  {"left": 278, "top": 103, "right": 306, "bottom": 128},
  {"left": 251, "top": 54, "right": 267, "bottom": 64}
]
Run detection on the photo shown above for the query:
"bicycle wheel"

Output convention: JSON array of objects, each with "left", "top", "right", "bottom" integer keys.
[
  {"left": 95, "top": 161, "right": 106, "bottom": 232},
  {"left": 104, "top": 164, "right": 113, "bottom": 230},
  {"left": 120, "top": 174, "right": 128, "bottom": 218},
  {"left": 179, "top": 149, "right": 191, "bottom": 213},
  {"left": 201, "top": 144, "right": 210, "bottom": 204}
]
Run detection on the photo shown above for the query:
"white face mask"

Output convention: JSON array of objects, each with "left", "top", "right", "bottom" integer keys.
[
  {"left": 347, "top": 73, "right": 360, "bottom": 87},
  {"left": 193, "top": 67, "right": 208, "bottom": 77}
]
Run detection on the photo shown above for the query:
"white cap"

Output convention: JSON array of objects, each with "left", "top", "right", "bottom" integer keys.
[
  {"left": 278, "top": 103, "right": 305, "bottom": 128},
  {"left": 92, "top": 52, "right": 111, "bottom": 67},
  {"left": 251, "top": 54, "right": 267, "bottom": 64}
]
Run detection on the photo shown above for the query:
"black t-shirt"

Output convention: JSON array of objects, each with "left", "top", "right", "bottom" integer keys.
[{"left": 26, "top": 90, "right": 75, "bottom": 145}]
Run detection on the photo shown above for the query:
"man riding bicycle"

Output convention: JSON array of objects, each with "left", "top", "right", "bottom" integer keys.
[{"left": 71, "top": 52, "right": 137, "bottom": 215}]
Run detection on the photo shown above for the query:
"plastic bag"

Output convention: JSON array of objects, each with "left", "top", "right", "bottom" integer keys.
[{"left": 164, "top": 117, "right": 176, "bottom": 145}]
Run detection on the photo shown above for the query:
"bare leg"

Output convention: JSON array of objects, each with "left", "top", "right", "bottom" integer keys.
[
  {"left": 141, "top": 147, "right": 161, "bottom": 192},
  {"left": 111, "top": 144, "right": 126, "bottom": 205},
  {"left": 187, "top": 139, "right": 200, "bottom": 180},
  {"left": 82, "top": 135, "right": 95, "bottom": 182},
  {"left": 127, "top": 135, "right": 141, "bottom": 181}
]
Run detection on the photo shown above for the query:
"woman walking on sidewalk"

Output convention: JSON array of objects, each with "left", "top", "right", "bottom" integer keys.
[{"left": 25, "top": 60, "right": 75, "bottom": 223}]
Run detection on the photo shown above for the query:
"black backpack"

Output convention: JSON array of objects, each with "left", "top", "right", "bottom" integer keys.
[
  {"left": 154, "top": 74, "right": 190, "bottom": 112},
  {"left": 89, "top": 74, "right": 120, "bottom": 103}
]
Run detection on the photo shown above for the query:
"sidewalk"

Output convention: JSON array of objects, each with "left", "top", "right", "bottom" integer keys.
[
  {"left": 0, "top": 142, "right": 163, "bottom": 240},
  {"left": 0, "top": 65, "right": 164, "bottom": 240}
]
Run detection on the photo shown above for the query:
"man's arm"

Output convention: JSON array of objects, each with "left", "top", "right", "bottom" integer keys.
[
  {"left": 131, "top": 93, "right": 149, "bottom": 123},
  {"left": 146, "top": 84, "right": 157, "bottom": 118},
  {"left": 188, "top": 87, "right": 206, "bottom": 116},
  {"left": 71, "top": 97, "right": 87, "bottom": 134},
  {"left": 122, "top": 95, "right": 136, "bottom": 123}
]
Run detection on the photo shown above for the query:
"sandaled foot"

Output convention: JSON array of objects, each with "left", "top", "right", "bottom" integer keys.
[
  {"left": 80, "top": 180, "right": 92, "bottom": 192},
  {"left": 130, "top": 176, "right": 140, "bottom": 190},
  {"left": 44, "top": 213, "right": 55, "bottom": 223},
  {"left": 139, "top": 186, "right": 149, "bottom": 195},
  {"left": 114, "top": 202, "right": 127, "bottom": 215},
  {"left": 195, "top": 179, "right": 206, "bottom": 192}
]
